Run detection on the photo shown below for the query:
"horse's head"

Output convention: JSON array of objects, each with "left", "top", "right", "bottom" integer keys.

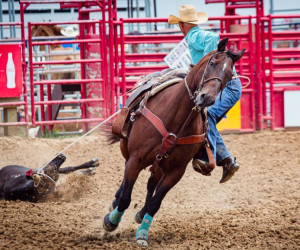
[
  {"left": 32, "top": 24, "right": 63, "bottom": 37},
  {"left": 192, "top": 38, "right": 245, "bottom": 109},
  {"left": 31, "top": 24, "right": 63, "bottom": 51}
]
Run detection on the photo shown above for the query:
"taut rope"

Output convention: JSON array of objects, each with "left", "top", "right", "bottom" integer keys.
[{"left": 37, "top": 110, "right": 121, "bottom": 173}]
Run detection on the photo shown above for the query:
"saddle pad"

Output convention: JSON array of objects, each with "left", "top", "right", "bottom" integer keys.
[
  {"left": 149, "top": 78, "right": 184, "bottom": 97},
  {"left": 125, "top": 68, "right": 189, "bottom": 107}
]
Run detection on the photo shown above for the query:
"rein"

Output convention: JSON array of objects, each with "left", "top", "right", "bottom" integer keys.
[
  {"left": 184, "top": 51, "right": 251, "bottom": 103},
  {"left": 184, "top": 51, "right": 225, "bottom": 103}
]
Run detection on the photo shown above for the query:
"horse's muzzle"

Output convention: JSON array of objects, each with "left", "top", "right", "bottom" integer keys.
[{"left": 195, "top": 93, "right": 215, "bottom": 109}]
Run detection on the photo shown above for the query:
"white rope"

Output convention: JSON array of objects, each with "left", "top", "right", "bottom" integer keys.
[
  {"left": 37, "top": 110, "right": 121, "bottom": 173},
  {"left": 232, "top": 75, "right": 251, "bottom": 89},
  {"left": 37, "top": 172, "right": 56, "bottom": 184}
]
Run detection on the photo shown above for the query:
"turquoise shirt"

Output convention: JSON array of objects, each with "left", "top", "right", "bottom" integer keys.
[
  {"left": 185, "top": 26, "right": 236, "bottom": 73},
  {"left": 185, "top": 26, "right": 219, "bottom": 64}
]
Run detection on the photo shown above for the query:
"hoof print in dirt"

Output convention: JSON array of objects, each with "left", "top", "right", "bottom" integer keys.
[{"left": 103, "top": 214, "right": 118, "bottom": 232}]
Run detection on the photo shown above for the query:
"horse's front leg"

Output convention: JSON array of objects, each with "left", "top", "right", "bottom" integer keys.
[
  {"left": 103, "top": 156, "right": 142, "bottom": 232},
  {"left": 135, "top": 168, "right": 163, "bottom": 223},
  {"left": 135, "top": 165, "right": 187, "bottom": 246},
  {"left": 108, "top": 180, "right": 123, "bottom": 212}
]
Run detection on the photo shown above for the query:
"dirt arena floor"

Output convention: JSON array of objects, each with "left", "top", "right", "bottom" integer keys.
[{"left": 0, "top": 131, "right": 299, "bottom": 249}]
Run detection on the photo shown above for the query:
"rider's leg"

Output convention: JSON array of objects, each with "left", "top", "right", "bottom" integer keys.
[
  {"left": 193, "top": 78, "right": 242, "bottom": 182},
  {"left": 215, "top": 129, "right": 240, "bottom": 183}
]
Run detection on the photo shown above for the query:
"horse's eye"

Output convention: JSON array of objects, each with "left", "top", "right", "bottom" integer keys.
[{"left": 210, "top": 62, "right": 214, "bottom": 67}]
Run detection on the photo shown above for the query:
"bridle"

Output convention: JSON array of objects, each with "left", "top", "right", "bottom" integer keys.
[{"left": 185, "top": 51, "right": 231, "bottom": 103}]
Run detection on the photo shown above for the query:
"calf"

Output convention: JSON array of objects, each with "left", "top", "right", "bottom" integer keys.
[{"left": 0, "top": 153, "right": 99, "bottom": 201}]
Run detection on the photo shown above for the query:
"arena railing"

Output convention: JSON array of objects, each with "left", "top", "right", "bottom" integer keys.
[
  {"left": 0, "top": 21, "right": 29, "bottom": 135},
  {"left": 18, "top": 0, "right": 114, "bottom": 135},
  {"left": 27, "top": 20, "right": 106, "bottom": 135},
  {"left": 261, "top": 14, "right": 300, "bottom": 130},
  {"left": 114, "top": 15, "right": 255, "bottom": 132}
]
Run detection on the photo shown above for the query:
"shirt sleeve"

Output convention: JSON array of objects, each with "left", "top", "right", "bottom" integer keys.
[
  {"left": 203, "top": 32, "right": 220, "bottom": 56},
  {"left": 187, "top": 30, "right": 220, "bottom": 56}
]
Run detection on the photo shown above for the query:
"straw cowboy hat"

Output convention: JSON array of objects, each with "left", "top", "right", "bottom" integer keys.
[
  {"left": 168, "top": 4, "right": 208, "bottom": 25},
  {"left": 61, "top": 25, "right": 79, "bottom": 37}
]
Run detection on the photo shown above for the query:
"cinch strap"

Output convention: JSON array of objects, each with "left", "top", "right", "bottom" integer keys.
[{"left": 141, "top": 107, "right": 206, "bottom": 173}]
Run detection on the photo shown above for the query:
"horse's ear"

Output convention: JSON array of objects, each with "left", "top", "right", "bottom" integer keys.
[
  {"left": 231, "top": 49, "right": 246, "bottom": 63},
  {"left": 217, "top": 38, "right": 228, "bottom": 52}
]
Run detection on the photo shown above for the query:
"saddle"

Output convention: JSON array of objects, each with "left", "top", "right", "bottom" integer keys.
[
  {"left": 111, "top": 67, "right": 215, "bottom": 174},
  {"left": 112, "top": 68, "right": 189, "bottom": 138}
]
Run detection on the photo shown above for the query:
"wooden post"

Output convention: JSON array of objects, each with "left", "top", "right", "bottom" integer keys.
[{"left": 0, "top": 97, "right": 19, "bottom": 136}]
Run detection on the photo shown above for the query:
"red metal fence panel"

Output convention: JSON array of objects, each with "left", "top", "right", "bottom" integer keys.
[
  {"left": 261, "top": 14, "right": 300, "bottom": 130},
  {"left": 114, "top": 15, "right": 256, "bottom": 132},
  {"left": 0, "top": 20, "right": 29, "bottom": 130},
  {"left": 1, "top": 0, "right": 300, "bottom": 135},
  {"left": 27, "top": 20, "right": 107, "bottom": 134}
]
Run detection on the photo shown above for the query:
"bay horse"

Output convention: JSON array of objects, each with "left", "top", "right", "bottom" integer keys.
[{"left": 103, "top": 38, "right": 245, "bottom": 246}]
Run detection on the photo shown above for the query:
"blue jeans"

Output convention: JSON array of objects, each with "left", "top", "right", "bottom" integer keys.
[{"left": 203, "top": 78, "right": 242, "bottom": 165}]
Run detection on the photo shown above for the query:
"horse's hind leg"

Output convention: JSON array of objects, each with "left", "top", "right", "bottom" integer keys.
[
  {"left": 58, "top": 158, "right": 99, "bottom": 174},
  {"left": 135, "top": 166, "right": 186, "bottom": 246},
  {"left": 135, "top": 168, "right": 163, "bottom": 223},
  {"left": 103, "top": 156, "right": 142, "bottom": 232},
  {"left": 107, "top": 140, "right": 129, "bottom": 212}
]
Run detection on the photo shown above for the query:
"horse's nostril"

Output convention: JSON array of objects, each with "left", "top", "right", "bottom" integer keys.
[{"left": 200, "top": 94, "right": 206, "bottom": 102}]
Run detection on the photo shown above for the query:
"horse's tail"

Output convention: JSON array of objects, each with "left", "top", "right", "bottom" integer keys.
[
  {"left": 106, "top": 132, "right": 121, "bottom": 145},
  {"left": 102, "top": 122, "right": 121, "bottom": 145}
]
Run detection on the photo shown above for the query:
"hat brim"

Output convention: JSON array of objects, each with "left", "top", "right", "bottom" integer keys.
[
  {"left": 168, "top": 12, "right": 208, "bottom": 25},
  {"left": 61, "top": 29, "right": 79, "bottom": 37}
]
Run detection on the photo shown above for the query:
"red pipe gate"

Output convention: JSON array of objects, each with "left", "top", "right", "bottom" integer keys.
[
  {"left": 0, "top": 0, "right": 117, "bottom": 135},
  {"left": 0, "top": 21, "right": 29, "bottom": 129},
  {"left": 113, "top": 16, "right": 256, "bottom": 132},
  {"left": 27, "top": 20, "right": 106, "bottom": 134},
  {"left": 1, "top": 0, "right": 300, "bottom": 135},
  {"left": 261, "top": 15, "right": 300, "bottom": 130}
]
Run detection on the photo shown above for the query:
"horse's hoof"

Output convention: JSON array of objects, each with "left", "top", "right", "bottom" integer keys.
[
  {"left": 92, "top": 158, "right": 100, "bottom": 167},
  {"left": 77, "top": 167, "right": 96, "bottom": 176},
  {"left": 103, "top": 214, "right": 118, "bottom": 232},
  {"left": 108, "top": 199, "right": 117, "bottom": 212},
  {"left": 134, "top": 211, "right": 144, "bottom": 224},
  {"left": 136, "top": 238, "right": 149, "bottom": 247},
  {"left": 136, "top": 231, "right": 149, "bottom": 247}
]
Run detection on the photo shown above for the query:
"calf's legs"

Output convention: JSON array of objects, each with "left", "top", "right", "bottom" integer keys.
[{"left": 58, "top": 158, "right": 99, "bottom": 174}]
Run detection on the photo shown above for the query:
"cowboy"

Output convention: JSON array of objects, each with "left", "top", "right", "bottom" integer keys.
[{"left": 168, "top": 5, "right": 241, "bottom": 183}]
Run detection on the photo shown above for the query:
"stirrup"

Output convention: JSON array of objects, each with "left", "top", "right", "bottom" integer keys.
[{"left": 192, "top": 159, "right": 212, "bottom": 176}]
